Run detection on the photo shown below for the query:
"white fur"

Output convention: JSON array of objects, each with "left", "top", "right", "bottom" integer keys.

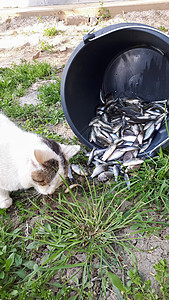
[{"left": 0, "top": 113, "right": 80, "bottom": 209}]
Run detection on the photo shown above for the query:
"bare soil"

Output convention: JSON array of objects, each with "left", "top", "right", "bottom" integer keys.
[
  {"left": 1, "top": 10, "right": 169, "bottom": 68},
  {"left": 0, "top": 9, "right": 169, "bottom": 297}
]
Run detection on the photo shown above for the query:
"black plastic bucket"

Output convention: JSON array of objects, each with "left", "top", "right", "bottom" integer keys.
[{"left": 61, "top": 23, "right": 169, "bottom": 157}]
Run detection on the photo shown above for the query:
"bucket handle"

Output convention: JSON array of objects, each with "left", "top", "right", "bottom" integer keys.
[{"left": 83, "top": 24, "right": 168, "bottom": 44}]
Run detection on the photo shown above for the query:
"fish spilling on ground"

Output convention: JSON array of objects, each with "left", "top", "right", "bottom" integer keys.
[{"left": 85, "top": 92, "right": 169, "bottom": 187}]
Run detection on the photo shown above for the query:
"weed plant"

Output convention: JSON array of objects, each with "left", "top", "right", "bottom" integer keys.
[
  {"left": 158, "top": 26, "right": 168, "bottom": 33},
  {"left": 43, "top": 27, "right": 63, "bottom": 37},
  {"left": 98, "top": 0, "right": 111, "bottom": 20},
  {"left": 40, "top": 41, "right": 54, "bottom": 52}
]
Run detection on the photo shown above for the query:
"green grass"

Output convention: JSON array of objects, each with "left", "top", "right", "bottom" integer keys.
[
  {"left": 98, "top": 0, "right": 111, "bottom": 20},
  {"left": 0, "top": 61, "right": 65, "bottom": 138},
  {"left": 40, "top": 41, "right": 54, "bottom": 53},
  {"left": 158, "top": 26, "right": 168, "bottom": 33},
  {"left": 0, "top": 176, "right": 168, "bottom": 299},
  {"left": 0, "top": 61, "right": 169, "bottom": 299},
  {"left": 43, "top": 27, "right": 63, "bottom": 37}
]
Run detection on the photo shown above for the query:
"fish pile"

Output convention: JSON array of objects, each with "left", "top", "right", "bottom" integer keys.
[{"left": 85, "top": 92, "right": 169, "bottom": 187}]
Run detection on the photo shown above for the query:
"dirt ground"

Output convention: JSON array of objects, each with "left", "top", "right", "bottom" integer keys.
[
  {"left": 0, "top": 9, "right": 169, "bottom": 296},
  {"left": 1, "top": 10, "right": 169, "bottom": 69}
]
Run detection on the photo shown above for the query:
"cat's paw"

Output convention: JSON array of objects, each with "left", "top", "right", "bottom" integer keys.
[{"left": 0, "top": 197, "right": 13, "bottom": 209}]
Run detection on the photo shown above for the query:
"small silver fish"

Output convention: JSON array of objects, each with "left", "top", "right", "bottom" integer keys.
[
  {"left": 137, "top": 132, "right": 143, "bottom": 145},
  {"left": 68, "top": 165, "right": 74, "bottom": 182},
  {"left": 71, "top": 164, "right": 88, "bottom": 176},
  {"left": 101, "top": 113, "right": 109, "bottom": 123},
  {"left": 132, "top": 149, "right": 139, "bottom": 158},
  {"left": 124, "top": 173, "right": 130, "bottom": 189},
  {"left": 98, "top": 171, "right": 114, "bottom": 182},
  {"left": 110, "top": 133, "right": 119, "bottom": 140},
  {"left": 155, "top": 114, "right": 165, "bottom": 129},
  {"left": 122, "top": 135, "right": 137, "bottom": 143},
  {"left": 108, "top": 149, "right": 124, "bottom": 161},
  {"left": 131, "top": 124, "right": 139, "bottom": 136},
  {"left": 146, "top": 109, "right": 161, "bottom": 116},
  {"left": 89, "top": 128, "right": 96, "bottom": 143},
  {"left": 94, "top": 148, "right": 106, "bottom": 156},
  {"left": 87, "top": 147, "right": 96, "bottom": 165},
  {"left": 143, "top": 121, "right": 153, "bottom": 131},
  {"left": 112, "top": 123, "right": 122, "bottom": 133},
  {"left": 91, "top": 165, "right": 107, "bottom": 178},
  {"left": 113, "top": 165, "right": 120, "bottom": 182},
  {"left": 97, "top": 120, "right": 113, "bottom": 131},
  {"left": 89, "top": 116, "right": 100, "bottom": 126},
  {"left": 143, "top": 123, "right": 155, "bottom": 141},
  {"left": 102, "top": 144, "right": 117, "bottom": 161},
  {"left": 139, "top": 138, "right": 153, "bottom": 153},
  {"left": 123, "top": 158, "right": 144, "bottom": 167},
  {"left": 120, "top": 146, "right": 138, "bottom": 152},
  {"left": 123, "top": 151, "right": 133, "bottom": 163}
]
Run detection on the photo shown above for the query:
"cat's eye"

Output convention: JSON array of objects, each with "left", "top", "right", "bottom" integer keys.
[
  {"left": 33, "top": 178, "right": 44, "bottom": 183},
  {"left": 32, "top": 178, "right": 46, "bottom": 185},
  {"left": 32, "top": 171, "right": 46, "bottom": 186}
]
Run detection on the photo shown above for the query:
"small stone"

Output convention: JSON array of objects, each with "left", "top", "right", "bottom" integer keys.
[
  {"left": 5, "top": 17, "right": 11, "bottom": 24},
  {"left": 33, "top": 51, "right": 40, "bottom": 60},
  {"left": 59, "top": 45, "right": 67, "bottom": 52},
  {"left": 12, "top": 30, "right": 18, "bottom": 36},
  {"left": 74, "top": 252, "right": 86, "bottom": 262},
  {"left": 89, "top": 16, "right": 98, "bottom": 26},
  {"left": 19, "top": 91, "right": 40, "bottom": 106}
]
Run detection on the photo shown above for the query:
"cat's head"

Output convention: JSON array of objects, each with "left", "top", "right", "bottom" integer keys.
[{"left": 31, "top": 138, "right": 80, "bottom": 195}]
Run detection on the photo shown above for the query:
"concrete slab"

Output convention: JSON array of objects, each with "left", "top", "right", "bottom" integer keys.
[
  {"left": 0, "top": 0, "right": 128, "bottom": 8},
  {"left": 0, "top": 0, "right": 169, "bottom": 19}
]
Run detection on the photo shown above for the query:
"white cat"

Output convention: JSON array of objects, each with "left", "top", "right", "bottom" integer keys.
[{"left": 0, "top": 113, "right": 80, "bottom": 209}]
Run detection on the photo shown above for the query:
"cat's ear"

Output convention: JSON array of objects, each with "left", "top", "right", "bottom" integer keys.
[
  {"left": 60, "top": 144, "right": 80, "bottom": 160},
  {"left": 34, "top": 149, "right": 51, "bottom": 165}
]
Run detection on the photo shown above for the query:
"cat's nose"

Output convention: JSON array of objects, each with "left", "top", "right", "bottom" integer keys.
[
  {"left": 48, "top": 191, "right": 54, "bottom": 195},
  {"left": 47, "top": 186, "right": 56, "bottom": 195}
]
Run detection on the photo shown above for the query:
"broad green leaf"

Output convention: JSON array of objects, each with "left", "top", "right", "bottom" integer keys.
[
  {"left": 130, "top": 224, "right": 139, "bottom": 230},
  {"left": 107, "top": 272, "right": 126, "bottom": 292},
  {"left": 5, "top": 253, "right": 15, "bottom": 271},
  {"left": 10, "top": 290, "right": 18, "bottom": 296},
  {"left": 26, "top": 241, "right": 40, "bottom": 250},
  {"left": 45, "top": 223, "right": 52, "bottom": 231},
  {"left": 15, "top": 269, "right": 26, "bottom": 279},
  {"left": 15, "top": 254, "right": 22, "bottom": 267},
  {"left": 13, "top": 228, "right": 21, "bottom": 234},
  {"left": 0, "top": 271, "right": 4, "bottom": 279},
  {"left": 33, "top": 264, "right": 39, "bottom": 271},
  {"left": 23, "top": 261, "right": 35, "bottom": 270},
  {"left": 40, "top": 254, "right": 49, "bottom": 265},
  {"left": 2, "top": 245, "right": 7, "bottom": 254}
]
